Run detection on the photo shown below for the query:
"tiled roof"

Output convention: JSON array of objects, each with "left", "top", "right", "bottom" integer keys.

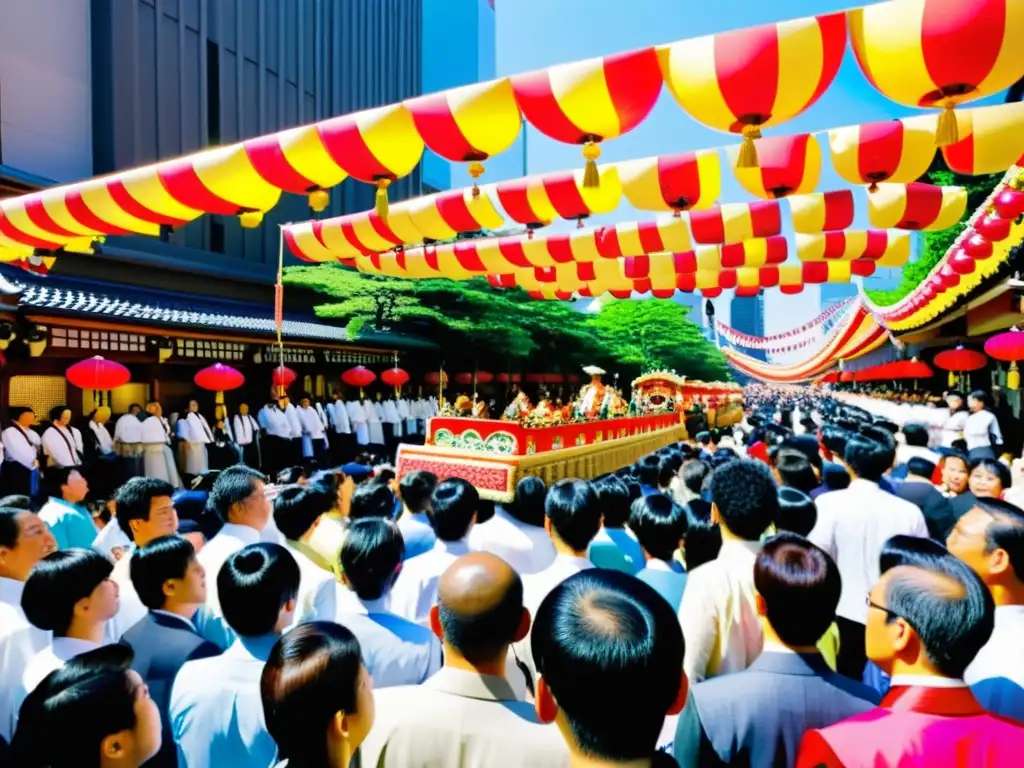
[{"left": 1, "top": 267, "right": 353, "bottom": 342}]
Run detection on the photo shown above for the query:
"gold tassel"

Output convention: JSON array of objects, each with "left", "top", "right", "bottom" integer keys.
[
  {"left": 935, "top": 102, "right": 959, "bottom": 147},
  {"left": 308, "top": 189, "right": 330, "bottom": 212},
  {"left": 948, "top": 370, "right": 956, "bottom": 388},
  {"left": 374, "top": 178, "right": 391, "bottom": 218},
  {"left": 582, "top": 141, "right": 601, "bottom": 188},
  {"left": 238, "top": 210, "right": 263, "bottom": 229},
  {"left": 1009, "top": 362, "right": 1020, "bottom": 391},
  {"left": 468, "top": 161, "right": 485, "bottom": 198},
  {"left": 736, "top": 126, "right": 761, "bottom": 168}
]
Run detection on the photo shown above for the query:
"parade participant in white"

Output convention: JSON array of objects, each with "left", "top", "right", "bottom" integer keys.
[
  {"left": 347, "top": 398, "right": 370, "bottom": 446},
  {"left": 41, "top": 406, "right": 83, "bottom": 468},
  {"left": 113, "top": 403, "right": 145, "bottom": 477},
  {"left": 180, "top": 400, "right": 213, "bottom": 477},
  {"left": 140, "top": 401, "right": 181, "bottom": 487},
  {"left": 366, "top": 399, "right": 385, "bottom": 445},
  {"left": 297, "top": 395, "right": 328, "bottom": 462},
  {"left": 232, "top": 402, "right": 261, "bottom": 469},
  {"left": 1, "top": 408, "right": 41, "bottom": 497}
]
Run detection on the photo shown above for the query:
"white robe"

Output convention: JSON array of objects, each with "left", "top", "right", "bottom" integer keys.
[
  {"left": 283, "top": 404, "right": 303, "bottom": 439},
  {"left": 181, "top": 412, "right": 212, "bottom": 476},
  {"left": 258, "top": 407, "right": 291, "bottom": 439},
  {"left": 232, "top": 414, "right": 259, "bottom": 446},
  {"left": 383, "top": 400, "right": 403, "bottom": 437},
  {"left": 42, "top": 425, "right": 82, "bottom": 468},
  {"left": 365, "top": 400, "right": 385, "bottom": 445},
  {"left": 2, "top": 425, "right": 40, "bottom": 470},
  {"left": 347, "top": 400, "right": 370, "bottom": 445},
  {"left": 89, "top": 421, "right": 115, "bottom": 456},
  {"left": 328, "top": 400, "right": 351, "bottom": 434},
  {"left": 140, "top": 415, "right": 181, "bottom": 488},
  {"left": 297, "top": 406, "right": 327, "bottom": 457},
  {"left": 398, "top": 398, "right": 417, "bottom": 435},
  {"left": 113, "top": 413, "right": 143, "bottom": 458}
]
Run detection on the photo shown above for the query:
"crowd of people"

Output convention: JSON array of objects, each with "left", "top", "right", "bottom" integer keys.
[{"left": 1, "top": 383, "right": 1024, "bottom": 766}]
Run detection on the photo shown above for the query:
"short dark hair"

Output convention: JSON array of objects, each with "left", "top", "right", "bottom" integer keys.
[
  {"left": 0, "top": 494, "right": 32, "bottom": 510},
  {"left": 972, "top": 497, "right": 1024, "bottom": 582},
  {"left": 774, "top": 448, "right": 819, "bottom": 495},
  {"left": 48, "top": 405, "right": 69, "bottom": 422},
  {"left": 340, "top": 518, "right": 405, "bottom": 600},
  {"left": 883, "top": 556, "right": 994, "bottom": 678},
  {"left": 657, "top": 458, "right": 678, "bottom": 489},
  {"left": 968, "top": 457, "right": 1012, "bottom": 491},
  {"left": 428, "top": 478, "right": 479, "bottom": 542},
  {"left": 437, "top": 565, "right": 523, "bottom": 664},
  {"left": 349, "top": 482, "right": 396, "bottom": 521},
  {"left": 113, "top": 477, "right": 175, "bottom": 543},
  {"left": 682, "top": 501, "right": 721, "bottom": 571},
  {"left": 507, "top": 475, "right": 547, "bottom": 527},
  {"left": 130, "top": 535, "right": 197, "bottom": 610},
  {"left": 273, "top": 484, "right": 335, "bottom": 541},
  {"left": 906, "top": 456, "right": 937, "bottom": 480},
  {"left": 879, "top": 534, "right": 951, "bottom": 574},
  {"left": 43, "top": 466, "right": 82, "bottom": 500},
  {"left": 218, "top": 543, "right": 300, "bottom": 637},
  {"left": 681, "top": 460, "right": 710, "bottom": 496},
  {"left": 775, "top": 487, "right": 817, "bottom": 537},
  {"left": 843, "top": 432, "right": 895, "bottom": 482},
  {"left": 820, "top": 424, "right": 850, "bottom": 458},
  {"left": 398, "top": 470, "right": 437, "bottom": 514},
  {"left": 23, "top": 549, "right": 113, "bottom": 636},
  {"left": 11, "top": 645, "right": 138, "bottom": 768},
  {"left": 593, "top": 475, "right": 631, "bottom": 528},
  {"left": 208, "top": 465, "right": 266, "bottom": 522},
  {"left": 637, "top": 454, "right": 661, "bottom": 487},
  {"left": 901, "top": 424, "right": 930, "bottom": 447},
  {"left": 696, "top": 431, "right": 712, "bottom": 446},
  {"left": 709, "top": 460, "right": 778, "bottom": 541},
  {"left": 546, "top": 479, "right": 602, "bottom": 553},
  {"left": 755, "top": 533, "right": 840, "bottom": 645},
  {"left": 629, "top": 494, "right": 687, "bottom": 561},
  {"left": 781, "top": 435, "right": 823, "bottom": 472},
  {"left": 276, "top": 466, "right": 307, "bottom": 485},
  {"left": 0, "top": 507, "right": 26, "bottom": 549},
  {"left": 531, "top": 570, "right": 684, "bottom": 762}
]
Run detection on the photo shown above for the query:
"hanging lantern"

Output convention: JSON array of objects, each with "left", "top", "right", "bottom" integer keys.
[
  {"left": 828, "top": 115, "right": 938, "bottom": 189},
  {"left": 942, "top": 101, "right": 1024, "bottom": 174},
  {"left": 271, "top": 364, "right": 298, "bottom": 398},
  {"left": 985, "top": 328, "right": 1024, "bottom": 390},
  {"left": 380, "top": 366, "right": 410, "bottom": 397},
  {"left": 934, "top": 346, "right": 988, "bottom": 390},
  {"left": 962, "top": 232, "right": 995, "bottom": 260},
  {"left": 976, "top": 213, "right": 1013, "bottom": 242},
  {"left": 66, "top": 355, "right": 131, "bottom": 406},
  {"left": 993, "top": 188, "right": 1024, "bottom": 219},
  {"left": 729, "top": 134, "right": 822, "bottom": 200},
  {"left": 616, "top": 150, "right": 721, "bottom": 214},
  {"left": 453, "top": 372, "right": 474, "bottom": 386},
  {"left": 194, "top": 362, "right": 245, "bottom": 419},
  {"left": 424, "top": 371, "right": 448, "bottom": 387},
  {"left": 496, "top": 373, "right": 522, "bottom": 384},
  {"left": 342, "top": 366, "right": 377, "bottom": 398},
  {"left": 848, "top": 0, "right": 1024, "bottom": 147},
  {"left": 659, "top": 12, "right": 846, "bottom": 167},
  {"left": 475, "top": 371, "right": 495, "bottom": 384}
]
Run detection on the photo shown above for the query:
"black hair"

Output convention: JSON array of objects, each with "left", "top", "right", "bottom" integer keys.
[
  {"left": 11, "top": 645, "right": 140, "bottom": 768},
  {"left": 398, "top": 469, "right": 437, "bottom": 514},
  {"left": 0, "top": 506, "right": 27, "bottom": 549},
  {"left": 218, "top": 543, "right": 300, "bottom": 637},
  {"left": 657, "top": 459, "right": 678, "bottom": 490},
  {"left": 273, "top": 484, "right": 335, "bottom": 541},
  {"left": 879, "top": 534, "right": 951, "bottom": 574},
  {"left": 906, "top": 456, "right": 937, "bottom": 481},
  {"left": 968, "top": 389, "right": 991, "bottom": 410},
  {"left": 507, "top": 475, "right": 547, "bottom": 527},
  {"left": 261, "top": 622, "right": 364, "bottom": 768},
  {"left": 696, "top": 431, "right": 712, "bottom": 446},
  {"left": 820, "top": 424, "right": 850, "bottom": 459},
  {"left": 9, "top": 406, "right": 35, "bottom": 422},
  {"left": 755, "top": 532, "right": 840, "bottom": 646},
  {"left": 774, "top": 448, "right": 819, "bottom": 495},
  {"left": 971, "top": 497, "right": 1024, "bottom": 582},
  {"left": 428, "top": 478, "right": 479, "bottom": 542},
  {"left": 545, "top": 479, "right": 602, "bottom": 553},
  {"left": 625, "top": 480, "right": 642, "bottom": 505},
  {"left": 113, "top": 477, "right": 175, "bottom": 543},
  {"left": 681, "top": 460, "right": 711, "bottom": 497},
  {"left": 843, "top": 431, "right": 895, "bottom": 483},
  {"left": 682, "top": 501, "right": 721, "bottom": 571},
  {"left": 348, "top": 481, "right": 396, "bottom": 521},
  {"left": 48, "top": 405, "right": 70, "bottom": 423},
  {"left": 129, "top": 535, "right": 197, "bottom": 611},
  {"left": 0, "top": 495, "right": 32, "bottom": 510},
  {"left": 42, "top": 466, "right": 83, "bottom": 500},
  {"left": 637, "top": 454, "right": 661, "bottom": 488},
  {"left": 883, "top": 555, "right": 994, "bottom": 679},
  {"left": 276, "top": 466, "right": 307, "bottom": 485},
  {"left": 22, "top": 549, "right": 113, "bottom": 636},
  {"left": 475, "top": 498, "right": 496, "bottom": 524},
  {"left": 901, "top": 424, "right": 930, "bottom": 448},
  {"left": 339, "top": 518, "right": 405, "bottom": 600},
  {"left": 709, "top": 460, "right": 778, "bottom": 541},
  {"left": 968, "top": 457, "right": 1012, "bottom": 492},
  {"left": 593, "top": 475, "right": 631, "bottom": 529},
  {"left": 437, "top": 565, "right": 524, "bottom": 664},
  {"left": 780, "top": 435, "right": 823, "bottom": 472},
  {"left": 775, "top": 487, "right": 817, "bottom": 537},
  {"left": 531, "top": 570, "right": 684, "bottom": 764},
  {"left": 629, "top": 494, "right": 687, "bottom": 562},
  {"left": 207, "top": 465, "right": 266, "bottom": 522}
]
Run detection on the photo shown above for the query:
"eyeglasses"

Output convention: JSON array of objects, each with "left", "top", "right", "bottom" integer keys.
[{"left": 866, "top": 595, "right": 911, "bottom": 628}]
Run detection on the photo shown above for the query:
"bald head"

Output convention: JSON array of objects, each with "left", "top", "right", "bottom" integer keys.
[{"left": 435, "top": 553, "right": 526, "bottom": 664}]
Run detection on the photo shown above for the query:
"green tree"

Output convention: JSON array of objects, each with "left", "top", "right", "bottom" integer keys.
[{"left": 866, "top": 161, "right": 1002, "bottom": 307}]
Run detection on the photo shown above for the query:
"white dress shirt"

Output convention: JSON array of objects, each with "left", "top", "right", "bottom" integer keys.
[
  {"left": 21, "top": 637, "right": 102, "bottom": 701},
  {"left": 809, "top": 478, "right": 929, "bottom": 624},
  {"left": 89, "top": 421, "right": 115, "bottom": 455},
  {"left": 284, "top": 540, "right": 338, "bottom": 628},
  {"left": 169, "top": 635, "right": 278, "bottom": 768},
  {"left": 468, "top": 507, "right": 557, "bottom": 576},
  {"left": 114, "top": 413, "right": 143, "bottom": 444},
  {"left": 327, "top": 400, "right": 351, "bottom": 434},
  {"left": 195, "top": 523, "right": 263, "bottom": 649},
  {"left": 964, "top": 410, "right": 1003, "bottom": 451},
  {"left": 940, "top": 410, "right": 969, "bottom": 448},
  {"left": 232, "top": 414, "right": 259, "bottom": 446},
  {"left": 107, "top": 546, "right": 147, "bottom": 640},
  {"left": 2, "top": 425, "right": 40, "bottom": 469},
  {"left": 258, "top": 406, "right": 291, "bottom": 439},
  {"left": 678, "top": 538, "right": 764, "bottom": 683},
  {"left": 91, "top": 517, "right": 132, "bottom": 562},
  {"left": 283, "top": 404, "right": 302, "bottom": 439},
  {"left": 297, "top": 405, "right": 326, "bottom": 440},
  {"left": 390, "top": 538, "right": 472, "bottom": 624},
  {"left": 895, "top": 444, "right": 940, "bottom": 467},
  {"left": 366, "top": 400, "right": 385, "bottom": 445},
  {"left": 182, "top": 412, "right": 213, "bottom": 444},
  {"left": 965, "top": 604, "right": 1024, "bottom": 722},
  {"left": 140, "top": 415, "right": 171, "bottom": 444},
  {"left": 347, "top": 400, "right": 370, "bottom": 445},
  {"left": 333, "top": 592, "right": 443, "bottom": 688},
  {"left": 0, "top": 577, "right": 50, "bottom": 741},
  {"left": 42, "top": 425, "right": 82, "bottom": 467}
]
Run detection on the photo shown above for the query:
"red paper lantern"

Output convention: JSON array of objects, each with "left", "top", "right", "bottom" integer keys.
[
  {"left": 66, "top": 356, "right": 131, "bottom": 391},
  {"left": 976, "top": 213, "right": 1012, "bottom": 242},
  {"left": 496, "top": 373, "right": 522, "bottom": 384},
  {"left": 525, "top": 373, "right": 546, "bottom": 384},
  {"left": 342, "top": 366, "right": 376, "bottom": 388},
  {"left": 380, "top": 367, "right": 410, "bottom": 388},
  {"left": 985, "top": 329, "right": 1024, "bottom": 362},
  {"left": 543, "top": 374, "right": 565, "bottom": 384},
  {"left": 194, "top": 363, "right": 245, "bottom": 392},
  {"left": 566, "top": 374, "right": 581, "bottom": 384},
  {"left": 993, "top": 188, "right": 1024, "bottom": 220},
  {"left": 961, "top": 233, "right": 993, "bottom": 260},
  {"left": 476, "top": 371, "right": 495, "bottom": 384},
  {"left": 933, "top": 346, "right": 988, "bottom": 372},
  {"left": 453, "top": 372, "right": 474, "bottom": 386},
  {"left": 424, "top": 371, "right": 448, "bottom": 386},
  {"left": 271, "top": 365, "right": 298, "bottom": 388}
]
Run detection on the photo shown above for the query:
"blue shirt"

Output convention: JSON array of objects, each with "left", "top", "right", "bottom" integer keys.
[
  {"left": 589, "top": 527, "right": 645, "bottom": 575},
  {"left": 38, "top": 498, "right": 97, "bottom": 551},
  {"left": 169, "top": 634, "right": 279, "bottom": 768},
  {"left": 397, "top": 512, "right": 437, "bottom": 561},
  {"left": 637, "top": 561, "right": 688, "bottom": 611}
]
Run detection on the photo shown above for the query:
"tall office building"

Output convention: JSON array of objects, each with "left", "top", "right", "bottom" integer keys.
[{"left": 730, "top": 293, "right": 767, "bottom": 362}]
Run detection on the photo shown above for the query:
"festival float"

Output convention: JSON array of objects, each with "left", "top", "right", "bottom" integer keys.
[
  {"left": 633, "top": 371, "right": 745, "bottom": 433},
  {"left": 395, "top": 366, "right": 689, "bottom": 501}
]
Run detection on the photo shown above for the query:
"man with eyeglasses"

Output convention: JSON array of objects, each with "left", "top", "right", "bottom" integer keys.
[{"left": 797, "top": 554, "right": 1024, "bottom": 767}]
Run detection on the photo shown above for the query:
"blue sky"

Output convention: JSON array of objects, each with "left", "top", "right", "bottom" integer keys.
[{"left": 489, "top": 0, "right": 1000, "bottom": 359}]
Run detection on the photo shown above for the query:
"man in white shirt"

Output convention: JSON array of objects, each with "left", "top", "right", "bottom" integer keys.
[
  {"left": 809, "top": 429, "right": 929, "bottom": 681},
  {"left": 347, "top": 398, "right": 371, "bottom": 446},
  {"left": 296, "top": 394, "right": 328, "bottom": 467},
  {"left": 326, "top": 390, "right": 353, "bottom": 465},
  {"left": 396, "top": 469, "right": 438, "bottom": 561},
  {"left": 195, "top": 466, "right": 271, "bottom": 649},
  {"left": 366, "top": 398, "right": 385, "bottom": 447},
  {"left": 1, "top": 407, "right": 41, "bottom": 497},
  {"left": 271, "top": 484, "right": 337, "bottom": 626},
  {"left": 391, "top": 478, "right": 479, "bottom": 624},
  {"left": 948, "top": 497, "right": 1024, "bottom": 722},
  {"left": 894, "top": 423, "right": 940, "bottom": 474},
  {"left": 180, "top": 400, "right": 213, "bottom": 479},
  {"left": 140, "top": 401, "right": 181, "bottom": 488},
  {"left": 19, "top": 549, "right": 119, "bottom": 706},
  {"left": 170, "top": 542, "right": 298, "bottom": 768},
  {"left": 0, "top": 507, "right": 56, "bottom": 741},
  {"left": 106, "top": 478, "right": 179, "bottom": 639},
  {"left": 336, "top": 517, "right": 442, "bottom": 687},
  {"left": 282, "top": 396, "right": 304, "bottom": 465},
  {"left": 470, "top": 475, "right": 556, "bottom": 576},
  {"left": 41, "top": 405, "right": 83, "bottom": 469},
  {"left": 679, "top": 459, "right": 778, "bottom": 684},
  {"left": 258, "top": 396, "right": 293, "bottom": 477},
  {"left": 232, "top": 402, "right": 261, "bottom": 470},
  {"left": 114, "top": 403, "right": 145, "bottom": 480}
]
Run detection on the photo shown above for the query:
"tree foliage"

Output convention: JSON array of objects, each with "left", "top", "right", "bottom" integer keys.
[
  {"left": 866, "top": 162, "right": 1002, "bottom": 307},
  {"left": 284, "top": 263, "right": 732, "bottom": 380}
]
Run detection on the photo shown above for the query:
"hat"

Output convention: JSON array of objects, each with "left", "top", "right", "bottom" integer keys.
[{"left": 582, "top": 365, "right": 606, "bottom": 376}]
